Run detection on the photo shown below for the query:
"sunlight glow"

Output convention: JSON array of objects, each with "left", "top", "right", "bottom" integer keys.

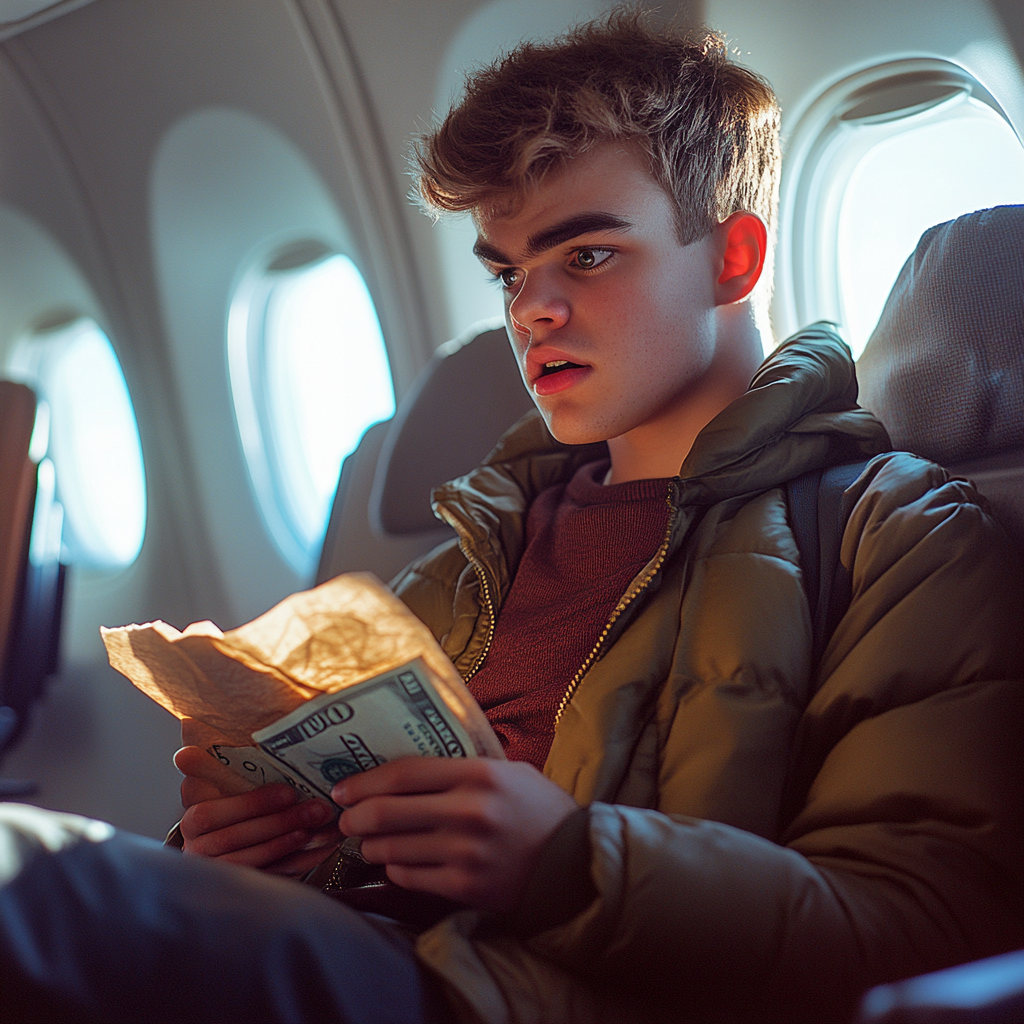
[
  {"left": 230, "top": 250, "right": 395, "bottom": 574},
  {"left": 8, "top": 319, "right": 146, "bottom": 569},
  {"left": 837, "top": 98, "right": 1024, "bottom": 357},
  {"left": 264, "top": 254, "right": 395, "bottom": 554}
]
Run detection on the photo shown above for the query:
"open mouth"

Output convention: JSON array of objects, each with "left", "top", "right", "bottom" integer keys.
[{"left": 539, "top": 359, "right": 586, "bottom": 378}]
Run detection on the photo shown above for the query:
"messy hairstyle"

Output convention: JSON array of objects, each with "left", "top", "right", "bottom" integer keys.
[{"left": 414, "top": 10, "right": 781, "bottom": 245}]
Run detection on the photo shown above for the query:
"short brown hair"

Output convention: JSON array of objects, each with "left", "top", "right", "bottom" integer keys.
[{"left": 414, "top": 10, "right": 781, "bottom": 245}]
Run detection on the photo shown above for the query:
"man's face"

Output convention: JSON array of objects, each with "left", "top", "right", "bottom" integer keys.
[{"left": 473, "top": 143, "right": 719, "bottom": 448}]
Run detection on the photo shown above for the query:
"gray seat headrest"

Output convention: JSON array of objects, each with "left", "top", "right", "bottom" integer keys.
[
  {"left": 857, "top": 204, "right": 1024, "bottom": 466},
  {"left": 371, "top": 326, "right": 535, "bottom": 536}
]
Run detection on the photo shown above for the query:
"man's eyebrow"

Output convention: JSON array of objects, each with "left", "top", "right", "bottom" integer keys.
[
  {"left": 472, "top": 238, "right": 511, "bottom": 265},
  {"left": 525, "top": 213, "right": 632, "bottom": 259},
  {"left": 472, "top": 212, "right": 632, "bottom": 266}
]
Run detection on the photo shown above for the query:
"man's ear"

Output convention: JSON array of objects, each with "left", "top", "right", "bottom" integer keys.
[{"left": 713, "top": 211, "right": 767, "bottom": 305}]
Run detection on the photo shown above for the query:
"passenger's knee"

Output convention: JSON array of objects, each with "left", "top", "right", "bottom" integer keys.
[{"left": 0, "top": 803, "right": 115, "bottom": 887}]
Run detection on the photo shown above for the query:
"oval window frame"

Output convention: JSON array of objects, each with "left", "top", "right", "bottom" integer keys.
[
  {"left": 776, "top": 57, "right": 1021, "bottom": 344},
  {"left": 6, "top": 312, "right": 147, "bottom": 571},
  {"left": 227, "top": 240, "right": 396, "bottom": 576}
]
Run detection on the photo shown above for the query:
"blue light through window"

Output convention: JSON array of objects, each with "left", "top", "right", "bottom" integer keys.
[
  {"left": 837, "top": 97, "right": 1024, "bottom": 356},
  {"left": 7, "top": 317, "right": 147, "bottom": 569},
  {"left": 229, "top": 249, "right": 395, "bottom": 575}
]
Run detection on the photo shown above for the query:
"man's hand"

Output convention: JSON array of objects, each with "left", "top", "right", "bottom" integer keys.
[
  {"left": 175, "top": 745, "right": 337, "bottom": 876},
  {"left": 333, "top": 757, "right": 578, "bottom": 913}
]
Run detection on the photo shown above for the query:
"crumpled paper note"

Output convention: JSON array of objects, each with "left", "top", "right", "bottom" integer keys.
[{"left": 102, "top": 572, "right": 502, "bottom": 757}]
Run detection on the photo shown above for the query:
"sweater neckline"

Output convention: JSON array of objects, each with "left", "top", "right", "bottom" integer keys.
[{"left": 565, "top": 460, "right": 671, "bottom": 505}]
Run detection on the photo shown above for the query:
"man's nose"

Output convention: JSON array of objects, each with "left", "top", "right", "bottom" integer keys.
[{"left": 507, "top": 269, "right": 570, "bottom": 339}]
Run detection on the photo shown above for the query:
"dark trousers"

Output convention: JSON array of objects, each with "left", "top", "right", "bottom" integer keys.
[{"left": 0, "top": 803, "right": 445, "bottom": 1023}]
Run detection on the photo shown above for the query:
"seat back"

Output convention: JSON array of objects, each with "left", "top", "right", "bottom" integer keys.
[
  {"left": 857, "top": 205, "right": 1024, "bottom": 549},
  {"left": 317, "top": 325, "right": 534, "bottom": 583},
  {"left": 0, "top": 380, "right": 67, "bottom": 764},
  {"left": 316, "top": 420, "right": 453, "bottom": 585},
  {"left": 0, "top": 382, "right": 38, "bottom": 675}
]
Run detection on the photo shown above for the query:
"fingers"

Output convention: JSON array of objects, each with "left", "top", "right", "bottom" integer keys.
[
  {"left": 207, "top": 826, "right": 317, "bottom": 869},
  {"left": 174, "top": 739, "right": 349, "bottom": 872},
  {"left": 173, "top": 744, "right": 215, "bottom": 775},
  {"left": 182, "top": 783, "right": 298, "bottom": 834},
  {"left": 180, "top": 786, "right": 336, "bottom": 867},
  {"left": 182, "top": 805, "right": 332, "bottom": 867},
  {"left": 385, "top": 863, "right": 467, "bottom": 900},
  {"left": 360, "top": 829, "right": 482, "bottom": 868},
  {"left": 264, "top": 840, "right": 343, "bottom": 879},
  {"left": 332, "top": 756, "right": 497, "bottom": 806},
  {"left": 174, "top": 745, "right": 254, "bottom": 798},
  {"left": 340, "top": 790, "right": 496, "bottom": 840},
  {"left": 383, "top": 863, "right": 495, "bottom": 910},
  {"left": 332, "top": 759, "right": 579, "bottom": 912},
  {"left": 180, "top": 775, "right": 224, "bottom": 808}
]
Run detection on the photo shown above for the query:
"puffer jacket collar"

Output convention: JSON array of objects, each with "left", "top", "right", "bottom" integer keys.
[{"left": 430, "top": 327, "right": 889, "bottom": 611}]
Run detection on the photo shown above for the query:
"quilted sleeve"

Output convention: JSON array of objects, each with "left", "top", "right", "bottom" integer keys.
[{"left": 522, "top": 454, "right": 1024, "bottom": 1021}]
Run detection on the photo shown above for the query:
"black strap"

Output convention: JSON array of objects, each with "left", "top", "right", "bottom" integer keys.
[{"left": 787, "top": 459, "right": 871, "bottom": 667}]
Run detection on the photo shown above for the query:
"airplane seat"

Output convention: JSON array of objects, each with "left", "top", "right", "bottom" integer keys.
[
  {"left": 0, "top": 381, "right": 38, "bottom": 676},
  {"left": 0, "top": 379, "right": 66, "bottom": 794},
  {"left": 315, "top": 419, "right": 444, "bottom": 588},
  {"left": 857, "top": 204, "right": 1024, "bottom": 550},
  {"left": 856, "top": 205, "right": 1024, "bottom": 1019},
  {"left": 316, "top": 325, "right": 534, "bottom": 585}
]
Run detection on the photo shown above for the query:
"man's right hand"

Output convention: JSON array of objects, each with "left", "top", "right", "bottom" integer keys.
[{"left": 175, "top": 745, "right": 337, "bottom": 876}]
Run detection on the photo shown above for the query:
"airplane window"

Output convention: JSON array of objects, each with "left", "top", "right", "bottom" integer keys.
[
  {"left": 228, "top": 245, "right": 395, "bottom": 575},
  {"left": 836, "top": 97, "right": 1024, "bottom": 354},
  {"left": 777, "top": 59, "right": 1024, "bottom": 355},
  {"left": 7, "top": 316, "right": 147, "bottom": 569}
]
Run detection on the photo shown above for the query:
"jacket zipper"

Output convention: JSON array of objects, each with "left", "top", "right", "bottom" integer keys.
[
  {"left": 553, "top": 485, "right": 680, "bottom": 727},
  {"left": 439, "top": 481, "right": 680, "bottom": 710},
  {"left": 437, "top": 505, "right": 498, "bottom": 683}
]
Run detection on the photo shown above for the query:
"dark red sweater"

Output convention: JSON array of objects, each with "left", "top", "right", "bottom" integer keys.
[{"left": 467, "top": 460, "right": 670, "bottom": 770}]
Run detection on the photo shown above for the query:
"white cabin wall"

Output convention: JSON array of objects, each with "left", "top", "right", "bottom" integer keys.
[
  {"left": 0, "top": 21, "right": 198, "bottom": 835},
  {"left": 329, "top": 0, "right": 488, "bottom": 352},
  {"left": 707, "top": 0, "right": 1023, "bottom": 140},
  {"left": 0, "top": 0, "right": 440, "bottom": 834},
  {"left": 150, "top": 108, "right": 358, "bottom": 622}
]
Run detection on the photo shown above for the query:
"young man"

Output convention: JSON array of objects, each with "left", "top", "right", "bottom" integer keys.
[{"left": 2, "top": 14, "right": 1021, "bottom": 1024}]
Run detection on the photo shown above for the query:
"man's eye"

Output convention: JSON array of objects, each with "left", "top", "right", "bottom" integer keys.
[
  {"left": 572, "top": 248, "right": 613, "bottom": 271},
  {"left": 498, "top": 268, "right": 521, "bottom": 289}
]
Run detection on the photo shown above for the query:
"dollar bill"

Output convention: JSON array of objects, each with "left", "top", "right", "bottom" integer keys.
[
  {"left": 240, "top": 656, "right": 477, "bottom": 803},
  {"left": 204, "top": 743, "right": 322, "bottom": 800}
]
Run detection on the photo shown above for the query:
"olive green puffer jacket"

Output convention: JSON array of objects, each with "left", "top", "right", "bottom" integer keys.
[{"left": 393, "top": 328, "right": 1024, "bottom": 1024}]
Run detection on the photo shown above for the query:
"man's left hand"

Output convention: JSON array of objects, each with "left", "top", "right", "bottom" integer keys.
[{"left": 332, "top": 757, "right": 578, "bottom": 913}]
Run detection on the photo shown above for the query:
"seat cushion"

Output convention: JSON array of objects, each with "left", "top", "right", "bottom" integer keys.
[{"left": 372, "top": 326, "right": 534, "bottom": 536}]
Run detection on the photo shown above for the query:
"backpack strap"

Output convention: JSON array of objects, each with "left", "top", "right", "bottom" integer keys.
[{"left": 786, "top": 459, "right": 872, "bottom": 666}]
